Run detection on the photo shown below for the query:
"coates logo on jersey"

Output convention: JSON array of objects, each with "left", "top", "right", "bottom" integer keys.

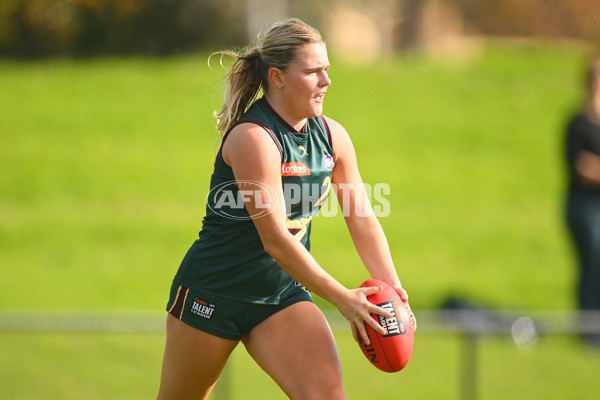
[
  {"left": 322, "top": 154, "right": 335, "bottom": 170},
  {"left": 281, "top": 162, "right": 311, "bottom": 176}
]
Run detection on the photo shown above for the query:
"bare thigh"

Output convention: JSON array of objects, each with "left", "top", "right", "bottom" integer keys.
[
  {"left": 157, "top": 314, "right": 239, "bottom": 400},
  {"left": 242, "top": 301, "right": 345, "bottom": 400}
]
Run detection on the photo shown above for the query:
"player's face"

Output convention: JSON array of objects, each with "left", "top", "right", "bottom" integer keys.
[{"left": 279, "top": 42, "right": 331, "bottom": 121}]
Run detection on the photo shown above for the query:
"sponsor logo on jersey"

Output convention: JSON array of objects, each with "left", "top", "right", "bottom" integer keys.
[
  {"left": 322, "top": 154, "right": 335, "bottom": 170},
  {"left": 190, "top": 297, "right": 216, "bottom": 320},
  {"left": 376, "top": 301, "right": 406, "bottom": 337},
  {"left": 298, "top": 145, "right": 309, "bottom": 156},
  {"left": 281, "top": 162, "right": 311, "bottom": 176}
]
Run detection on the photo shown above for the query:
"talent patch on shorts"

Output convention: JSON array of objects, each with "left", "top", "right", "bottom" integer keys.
[{"left": 190, "top": 297, "right": 217, "bottom": 320}]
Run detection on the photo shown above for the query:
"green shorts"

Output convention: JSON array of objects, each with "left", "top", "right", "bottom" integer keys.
[{"left": 166, "top": 282, "right": 313, "bottom": 340}]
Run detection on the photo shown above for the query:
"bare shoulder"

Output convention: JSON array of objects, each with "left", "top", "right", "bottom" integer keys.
[
  {"left": 222, "top": 122, "right": 281, "bottom": 167},
  {"left": 323, "top": 115, "right": 347, "bottom": 137},
  {"left": 322, "top": 115, "right": 354, "bottom": 162}
]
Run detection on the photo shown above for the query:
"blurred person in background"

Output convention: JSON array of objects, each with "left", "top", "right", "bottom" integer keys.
[
  {"left": 565, "top": 55, "right": 600, "bottom": 348},
  {"left": 156, "top": 18, "right": 414, "bottom": 399}
]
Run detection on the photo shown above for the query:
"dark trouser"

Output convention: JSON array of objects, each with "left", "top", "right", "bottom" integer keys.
[{"left": 566, "top": 194, "right": 600, "bottom": 344}]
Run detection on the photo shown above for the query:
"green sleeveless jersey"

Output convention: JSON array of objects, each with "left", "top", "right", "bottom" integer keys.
[{"left": 173, "top": 98, "right": 335, "bottom": 304}]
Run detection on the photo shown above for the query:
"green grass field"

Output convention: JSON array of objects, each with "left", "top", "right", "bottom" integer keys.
[{"left": 2, "top": 42, "right": 600, "bottom": 398}]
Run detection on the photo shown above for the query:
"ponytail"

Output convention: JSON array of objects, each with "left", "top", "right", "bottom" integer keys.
[{"left": 211, "top": 48, "right": 266, "bottom": 136}]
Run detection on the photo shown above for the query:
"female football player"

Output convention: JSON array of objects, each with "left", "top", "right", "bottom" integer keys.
[{"left": 157, "top": 18, "right": 414, "bottom": 399}]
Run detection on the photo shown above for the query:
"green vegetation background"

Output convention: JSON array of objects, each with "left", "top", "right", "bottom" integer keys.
[{"left": 2, "top": 43, "right": 599, "bottom": 399}]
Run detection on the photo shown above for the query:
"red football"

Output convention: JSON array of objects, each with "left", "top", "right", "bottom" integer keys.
[{"left": 358, "top": 279, "right": 415, "bottom": 373}]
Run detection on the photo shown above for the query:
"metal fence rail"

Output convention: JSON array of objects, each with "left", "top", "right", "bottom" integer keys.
[
  {"left": 413, "top": 309, "right": 600, "bottom": 400},
  {"left": 2, "top": 309, "right": 600, "bottom": 400}
]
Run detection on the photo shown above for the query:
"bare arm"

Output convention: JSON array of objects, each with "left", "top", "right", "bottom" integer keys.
[
  {"left": 327, "top": 117, "right": 407, "bottom": 292},
  {"left": 326, "top": 116, "right": 415, "bottom": 333},
  {"left": 222, "top": 122, "right": 392, "bottom": 344},
  {"left": 575, "top": 150, "right": 600, "bottom": 187}
]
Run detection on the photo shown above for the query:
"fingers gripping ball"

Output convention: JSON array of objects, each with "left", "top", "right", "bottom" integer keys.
[{"left": 358, "top": 279, "right": 415, "bottom": 373}]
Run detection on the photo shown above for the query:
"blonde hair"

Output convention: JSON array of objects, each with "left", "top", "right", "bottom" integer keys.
[{"left": 211, "top": 18, "right": 323, "bottom": 135}]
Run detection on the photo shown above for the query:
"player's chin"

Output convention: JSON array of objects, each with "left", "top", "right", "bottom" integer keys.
[{"left": 309, "top": 101, "right": 324, "bottom": 117}]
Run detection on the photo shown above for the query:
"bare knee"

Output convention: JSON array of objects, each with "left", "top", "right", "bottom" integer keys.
[
  {"left": 291, "top": 369, "right": 345, "bottom": 400},
  {"left": 308, "top": 373, "right": 345, "bottom": 400},
  {"left": 280, "top": 354, "right": 344, "bottom": 400}
]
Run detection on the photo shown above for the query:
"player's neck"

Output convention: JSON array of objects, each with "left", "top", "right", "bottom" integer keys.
[{"left": 264, "top": 93, "right": 307, "bottom": 132}]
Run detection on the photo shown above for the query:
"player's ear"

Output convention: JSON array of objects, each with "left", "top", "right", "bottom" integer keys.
[{"left": 269, "top": 67, "right": 285, "bottom": 89}]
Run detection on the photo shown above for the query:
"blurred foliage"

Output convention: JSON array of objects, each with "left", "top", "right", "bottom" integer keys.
[
  {"left": 0, "top": 0, "right": 247, "bottom": 57},
  {"left": 450, "top": 0, "right": 600, "bottom": 41},
  {"left": 1, "top": 0, "right": 599, "bottom": 58}
]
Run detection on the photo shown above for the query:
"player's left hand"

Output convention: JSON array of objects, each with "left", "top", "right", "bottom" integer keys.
[
  {"left": 393, "top": 286, "right": 409, "bottom": 303},
  {"left": 392, "top": 285, "right": 417, "bottom": 331}
]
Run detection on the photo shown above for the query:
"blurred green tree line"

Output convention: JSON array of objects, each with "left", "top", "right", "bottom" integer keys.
[
  {"left": 0, "top": 0, "right": 598, "bottom": 58},
  {"left": 452, "top": 0, "right": 600, "bottom": 40},
  {"left": 0, "top": 0, "right": 247, "bottom": 57}
]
